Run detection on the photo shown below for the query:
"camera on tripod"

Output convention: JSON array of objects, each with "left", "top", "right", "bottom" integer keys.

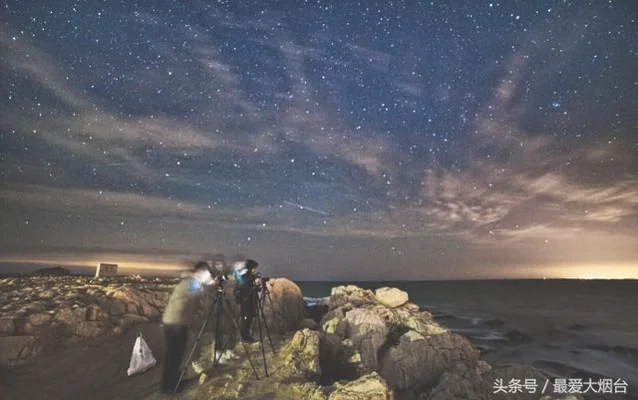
[
  {"left": 253, "top": 271, "right": 270, "bottom": 282},
  {"left": 252, "top": 272, "right": 270, "bottom": 292},
  {"left": 213, "top": 273, "right": 228, "bottom": 288}
]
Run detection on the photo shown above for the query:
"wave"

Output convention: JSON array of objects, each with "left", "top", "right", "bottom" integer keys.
[{"left": 303, "top": 296, "right": 325, "bottom": 307}]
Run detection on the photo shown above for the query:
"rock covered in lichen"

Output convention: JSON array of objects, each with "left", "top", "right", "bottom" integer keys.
[
  {"left": 328, "top": 372, "right": 394, "bottom": 400},
  {"left": 279, "top": 328, "right": 322, "bottom": 382}
]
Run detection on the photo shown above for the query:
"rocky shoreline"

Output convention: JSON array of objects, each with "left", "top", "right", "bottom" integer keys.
[
  {"left": 2, "top": 275, "right": 630, "bottom": 400},
  {"left": 0, "top": 275, "right": 176, "bottom": 366}
]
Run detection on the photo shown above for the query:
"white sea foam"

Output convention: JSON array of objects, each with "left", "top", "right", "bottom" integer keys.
[{"left": 303, "top": 296, "right": 324, "bottom": 307}]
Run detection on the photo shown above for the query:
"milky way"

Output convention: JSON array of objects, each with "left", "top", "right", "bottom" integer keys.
[{"left": 1, "top": 1, "right": 637, "bottom": 279}]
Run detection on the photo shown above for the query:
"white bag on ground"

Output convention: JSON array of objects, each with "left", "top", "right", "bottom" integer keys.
[{"left": 127, "top": 332, "right": 157, "bottom": 376}]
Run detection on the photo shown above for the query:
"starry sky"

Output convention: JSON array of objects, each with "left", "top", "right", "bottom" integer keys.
[{"left": 1, "top": 1, "right": 637, "bottom": 280}]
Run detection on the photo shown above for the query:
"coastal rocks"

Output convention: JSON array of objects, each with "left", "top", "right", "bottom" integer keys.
[
  {"left": 328, "top": 372, "right": 394, "bottom": 400},
  {"left": 260, "top": 278, "right": 306, "bottom": 333},
  {"left": 379, "top": 330, "right": 480, "bottom": 392},
  {"left": 375, "top": 287, "right": 409, "bottom": 308},
  {"left": 279, "top": 328, "right": 322, "bottom": 382},
  {"left": 425, "top": 362, "right": 492, "bottom": 400},
  {"left": 319, "top": 332, "right": 365, "bottom": 384},
  {"left": 328, "top": 285, "right": 377, "bottom": 310},
  {"left": 103, "top": 285, "right": 166, "bottom": 319},
  {"left": 204, "top": 278, "right": 306, "bottom": 337},
  {"left": 320, "top": 306, "right": 349, "bottom": 335},
  {"left": 0, "top": 275, "right": 176, "bottom": 366},
  {"left": 318, "top": 284, "right": 483, "bottom": 398},
  {"left": 342, "top": 308, "right": 389, "bottom": 372}
]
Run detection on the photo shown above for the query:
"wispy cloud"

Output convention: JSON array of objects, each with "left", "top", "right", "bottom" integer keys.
[
  {"left": 1, "top": 11, "right": 636, "bottom": 251},
  {"left": 401, "top": 26, "right": 638, "bottom": 244}
]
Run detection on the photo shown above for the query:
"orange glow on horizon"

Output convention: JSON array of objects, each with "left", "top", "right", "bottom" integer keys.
[
  {"left": 1, "top": 256, "right": 637, "bottom": 279},
  {"left": 519, "top": 262, "right": 638, "bottom": 280}
]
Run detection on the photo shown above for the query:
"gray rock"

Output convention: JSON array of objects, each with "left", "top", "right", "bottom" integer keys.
[
  {"left": 279, "top": 328, "right": 322, "bottom": 382},
  {"left": 329, "top": 285, "right": 377, "bottom": 310},
  {"left": 343, "top": 308, "right": 389, "bottom": 373},
  {"left": 379, "top": 330, "right": 480, "bottom": 391},
  {"left": 425, "top": 362, "right": 492, "bottom": 400},
  {"left": 320, "top": 306, "right": 348, "bottom": 336},
  {"left": 205, "top": 278, "right": 306, "bottom": 336},
  {"left": 375, "top": 287, "right": 409, "bottom": 308},
  {"left": 259, "top": 278, "right": 307, "bottom": 334},
  {"left": 328, "top": 372, "right": 394, "bottom": 400}
]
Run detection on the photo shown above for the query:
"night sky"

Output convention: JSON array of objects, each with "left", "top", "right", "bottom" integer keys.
[{"left": 1, "top": 1, "right": 637, "bottom": 280}]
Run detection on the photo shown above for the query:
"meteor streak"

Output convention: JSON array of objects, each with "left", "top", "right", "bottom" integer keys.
[{"left": 283, "top": 201, "right": 330, "bottom": 216}]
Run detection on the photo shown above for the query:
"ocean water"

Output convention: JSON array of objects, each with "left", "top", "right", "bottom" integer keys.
[{"left": 299, "top": 279, "right": 638, "bottom": 397}]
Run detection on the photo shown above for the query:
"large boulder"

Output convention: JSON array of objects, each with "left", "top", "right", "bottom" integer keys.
[
  {"left": 379, "top": 329, "right": 480, "bottom": 393},
  {"left": 342, "top": 308, "right": 389, "bottom": 373},
  {"left": 279, "top": 328, "right": 322, "bottom": 382},
  {"left": 200, "top": 278, "right": 305, "bottom": 337},
  {"left": 375, "top": 287, "right": 409, "bottom": 308},
  {"left": 259, "top": 278, "right": 306, "bottom": 333},
  {"left": 328, "top": 372, "right": 394, "bottom": 400}
]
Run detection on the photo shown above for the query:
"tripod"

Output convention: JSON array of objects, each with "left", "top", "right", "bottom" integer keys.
[
  {"left": 250, "top": 279, "right": 277, "bottom": 377},
  {"left": 215, "top": 279, "right": 276, "bottom": 377},
  {"left": 173, "top": 281, "right": 260, "bottom": 397}
]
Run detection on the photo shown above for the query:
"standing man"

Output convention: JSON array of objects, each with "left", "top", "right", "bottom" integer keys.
[
  {"left": 234, "top": 259, "right": 259, "bottom": 343},
  {"left": 160, "top": 262, "right": 215, "bottom": 395}
]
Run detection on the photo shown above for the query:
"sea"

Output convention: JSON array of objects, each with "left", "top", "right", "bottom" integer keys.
[{"left": 299, "top": 279, "right": 638, "bottom": 398}]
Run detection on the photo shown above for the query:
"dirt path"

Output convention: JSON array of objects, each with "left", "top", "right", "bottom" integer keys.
[{"left": 1, "top": 323, "right": 179, "bottom": 400}]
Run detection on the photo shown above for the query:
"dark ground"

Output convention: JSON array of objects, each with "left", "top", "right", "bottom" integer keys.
[{"left": 0, "top": 323, "right": 183, "bottom": 400}]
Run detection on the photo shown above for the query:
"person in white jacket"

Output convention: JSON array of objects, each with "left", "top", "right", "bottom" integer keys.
[{"left": 160, "top": 262, "right": 215, "bottom": 394}]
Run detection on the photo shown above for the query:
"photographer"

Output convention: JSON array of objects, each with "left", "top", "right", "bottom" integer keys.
[
  {"left": 234, "top": 259, "right": 259, "bottom": 343},
  {"left": 160, "top": 262, "right": 216, "bottom": 395}
]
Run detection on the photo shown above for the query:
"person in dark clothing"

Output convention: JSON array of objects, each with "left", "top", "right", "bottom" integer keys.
[
  {"left": 160, "top": 262, "right": 215, "bottom": 395},
  {"left": 235, "top": 259, "right": 259, "bottom": 342}
]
